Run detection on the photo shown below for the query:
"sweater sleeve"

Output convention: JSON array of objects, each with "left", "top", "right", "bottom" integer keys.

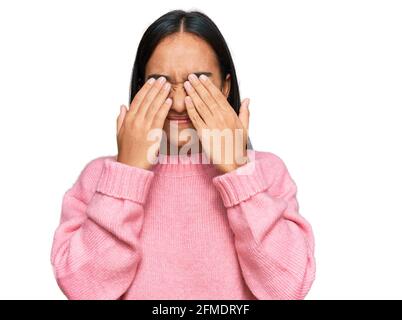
[
  {"left": 50, "top": 156, "right": 154, "bottom": 300},
  {"left": 212, "top": 152, "right": 316, "bottom": 300}
]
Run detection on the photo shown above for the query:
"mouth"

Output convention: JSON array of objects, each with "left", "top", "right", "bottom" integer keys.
[{"left": 166, "top": 115, "right": 191, "bottom": 124}]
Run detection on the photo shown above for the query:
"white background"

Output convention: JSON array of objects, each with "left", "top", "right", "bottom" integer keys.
[{"left": 0, "top": 0, "right": 401, "bottom": 299}]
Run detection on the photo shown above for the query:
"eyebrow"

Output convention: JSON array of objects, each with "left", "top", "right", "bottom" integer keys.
[{"left": 145, "top": 72, "right": 213, "bottom": 82}]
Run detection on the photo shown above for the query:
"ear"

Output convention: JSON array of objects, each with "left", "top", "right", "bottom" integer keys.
[{"left": 222, "top": 73, "right": 231, "bottom": 98}]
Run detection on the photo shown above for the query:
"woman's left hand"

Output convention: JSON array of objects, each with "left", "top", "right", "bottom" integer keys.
[{"left": 184, "top": 73, "right": 250, "bottom": 173}]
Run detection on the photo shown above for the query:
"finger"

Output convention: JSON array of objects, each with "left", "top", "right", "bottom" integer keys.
[
  {"left": 184, "top": 95, "right": 207, "bottom": 132},
  {"left": 184, "top": 80, "right": 213, "bottom": 123},
  {"left": 145, "top": 81, "right": 171, "bottom": 121},
  {"left": 188, "top": 74, "right": 219, "bottom": 113},
  {"left": 199, "top": 74, "right": 233, "bottom": 113},
  {"left": 116, "top": 104, "right": 128, "bottom": 135},
  {"left": 127, "top": 77, "right": 156, "bottom": 115},
  {"left": 136, "top": 76, "right": 168, "bottom": 119},
  {"left": 153, "top": 97, "right": 173, "bottom": 129},
  {"left": 238, "top": 98, "right": 250, "bottom": 132}
]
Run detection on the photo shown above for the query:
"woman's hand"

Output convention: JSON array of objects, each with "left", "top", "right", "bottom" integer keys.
[
  {"left": 183, "top": 73, "right": 250, "bottom": 173},
  {"left": 116, "top": 76, "right": 172, "bottom": 170}
]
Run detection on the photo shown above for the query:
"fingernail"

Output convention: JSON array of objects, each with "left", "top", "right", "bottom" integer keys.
[
  {"left": 199, "top": 74, "right": 208, "bottom": 81},
  {"left": 188, "top": 74, "right": 197, "bottom": 81},
  {"left": 148, "top": 78, "right": 156, "bottom": 84},
  {"left": 184, "top": 81, "right": 192, "bottom": 90},
  {"left": 158, "top": 76, "right": 166, "bottom": 84}
]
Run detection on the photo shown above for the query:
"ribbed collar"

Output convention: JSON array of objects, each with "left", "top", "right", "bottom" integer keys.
[
  {"left": 151, "top": 150, "right": 219, "bottom": 177},
  {"left": 111, "top": 150, "right": 257, "bottom": 177}
]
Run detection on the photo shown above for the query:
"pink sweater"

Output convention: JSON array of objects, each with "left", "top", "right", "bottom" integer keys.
[{"left": 50, "top": 149, "right": 316, "bottom": 300}]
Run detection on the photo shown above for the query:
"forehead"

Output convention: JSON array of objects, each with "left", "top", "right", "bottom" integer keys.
[{"left": 145, "top": 32, "right": 220, "bottom": 76}]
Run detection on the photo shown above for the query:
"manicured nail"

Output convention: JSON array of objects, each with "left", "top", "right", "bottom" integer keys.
[
  {"left": 184, "top": 81, "right": 192, "bottom": 90},
  {"left": 199, "top": 74, "right": 208, "bottom": 82},
  {"left": 188, "top": 74, "right": 197, "bottom": 81},
  {"left": 158, "top": 76, "right": 166, "bottom": 84},
  {"left": 147, "top": 78, "right": 156, "bottom": 84},
  {"left": 163, "top": 82, "right": 171, "bottom": 90}
]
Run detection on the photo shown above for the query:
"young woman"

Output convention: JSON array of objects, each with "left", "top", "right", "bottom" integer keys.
[{"left": 50, "top": 9, "right": 316, "bottom": 300}]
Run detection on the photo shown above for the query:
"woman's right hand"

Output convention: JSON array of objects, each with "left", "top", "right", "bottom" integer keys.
[{"left": 116, "top": 76, "right": 172, "bottom": 170}]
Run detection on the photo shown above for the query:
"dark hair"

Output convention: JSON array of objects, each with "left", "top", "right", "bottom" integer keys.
[{"left": 129, "top": 9, "right": 253, "bottom": 149}]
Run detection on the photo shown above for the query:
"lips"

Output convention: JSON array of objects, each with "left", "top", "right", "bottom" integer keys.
[{"left": 167, "top": 115, "right": 191, "bottom": 123}]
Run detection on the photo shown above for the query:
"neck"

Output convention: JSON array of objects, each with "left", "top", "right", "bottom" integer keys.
[
  {"left": 152, "top": 142, "right": 217, "bottom": 177},
  {"left": 158, "top": 141, "right": 203, "bottom": 156}
]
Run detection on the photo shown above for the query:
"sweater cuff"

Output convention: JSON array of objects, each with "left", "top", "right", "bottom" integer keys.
[
  {"left": 212, "top": 158, "right": 268, "bottom": 207},
  {"left": 96, "top": 158, "right": 154, "bottom": 204}
]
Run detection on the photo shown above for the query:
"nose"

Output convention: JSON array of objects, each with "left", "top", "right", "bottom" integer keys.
[{"left": 168, "top": 83, "right": 188, "bottom": 114}]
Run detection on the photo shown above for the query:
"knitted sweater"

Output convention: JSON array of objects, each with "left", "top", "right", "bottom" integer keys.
[{"left": 50, "top": 149, "right": 316, "bottom": 300}]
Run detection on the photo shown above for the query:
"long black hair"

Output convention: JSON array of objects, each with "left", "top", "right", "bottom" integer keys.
[{"left": 129, "top": 9, "right": 253, "bottom": 149}]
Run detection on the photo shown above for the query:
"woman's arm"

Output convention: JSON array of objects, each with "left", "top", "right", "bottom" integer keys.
[
  {"left": 212, "top": 152, "right": 316, "bottom": 300},
  {"left": 50, "top": 156, "right": 154, "bottom": 300}
]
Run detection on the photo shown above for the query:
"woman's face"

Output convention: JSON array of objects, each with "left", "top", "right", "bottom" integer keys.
[{"left": 144, "top": 32, "right": 231, "bottom": 153}]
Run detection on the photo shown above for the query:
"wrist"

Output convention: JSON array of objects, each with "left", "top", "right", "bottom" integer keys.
[
  {"left": 116, "top": 155, "right": 153, "bottom": 171},
  {"left": 220, "top": 156, "right": 250, "bottom": 174}
]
